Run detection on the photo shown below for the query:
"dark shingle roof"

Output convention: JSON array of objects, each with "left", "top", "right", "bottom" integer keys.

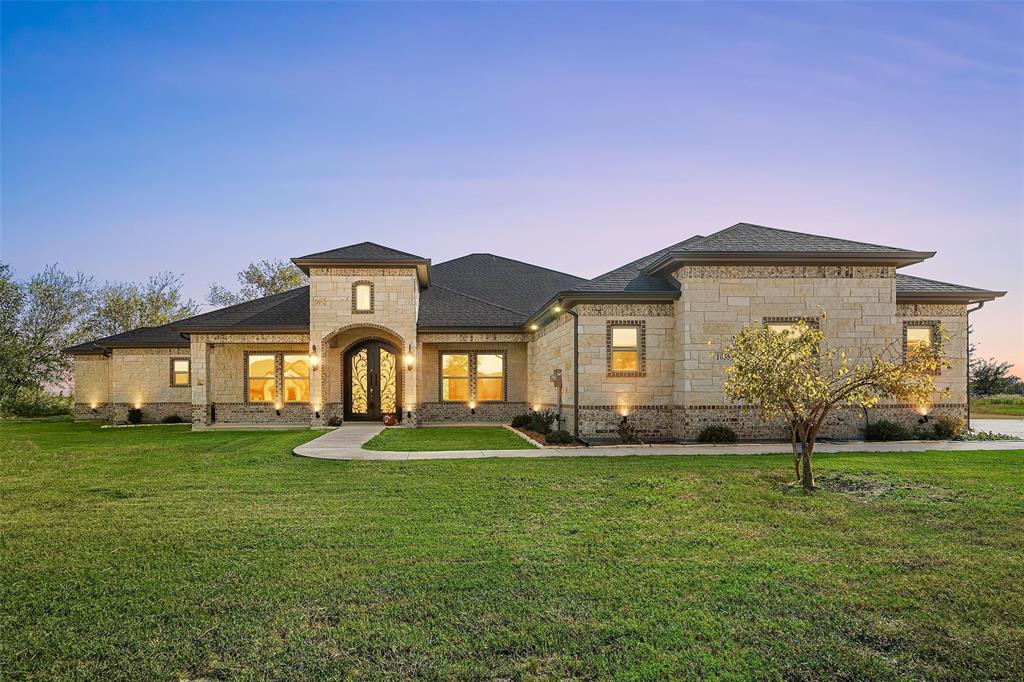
[
  {"left": 570, "top": 236, "right": 705, "bottom": 294},
  {"left": 64, "top": 322, "right": 189, "bottom": 354},
  {"left": 419, "top": 254, "right": 586, "bottom": 327},
  {"left": 895, "top": 273, "right": 1005, "bottom": 301},
  {"left": 294, "top": 241, "right": 426, "bottom": 262},
  {"left": 681, "top": 222, "right": 920, "bottom": 253},
  {"left": 173, "top": 287, "right": 309, "bottom": 331}
]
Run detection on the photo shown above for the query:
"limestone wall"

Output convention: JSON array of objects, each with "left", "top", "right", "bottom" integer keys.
[
  {"left": 108, "top": 348, "right": 192, "bottom": 423},
  {"left": 309, "top": 266, "right": 419, "bottom": 424},
  {"left": 527, "top": 312, "right": 574, "bottom": 428},
  {"left": 416, "top": 339, "right": 528, "bottom": 424},
  {"left": 72, "top": 354, "right": 110, "bottom": 420}
]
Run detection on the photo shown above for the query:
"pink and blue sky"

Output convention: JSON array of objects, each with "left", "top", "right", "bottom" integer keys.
[{"left": 2, "top": 2, "right": 1022, "bottom": 371}]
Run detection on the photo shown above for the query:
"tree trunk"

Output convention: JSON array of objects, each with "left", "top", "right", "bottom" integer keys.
[
  {"left": 790, "top": 424, "right": 801, "bottom": 481},
  {"left": 800, "top": 439, "right": 815, "bottom": 491}
]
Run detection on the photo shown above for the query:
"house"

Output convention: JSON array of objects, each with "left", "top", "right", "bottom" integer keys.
[{"left": 65, "top": 222, "right": 1005, "bottom": 440}]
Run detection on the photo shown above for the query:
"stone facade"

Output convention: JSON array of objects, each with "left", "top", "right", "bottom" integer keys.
[{"left": 71, "top": 262, "right": 976, "bottom": 441}]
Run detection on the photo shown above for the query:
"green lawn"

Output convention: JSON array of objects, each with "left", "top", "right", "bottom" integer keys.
[
  {"left": 972, "top": 394, "right": 1024, "bottom": 418},
  {"left": 363, "top": 425, "right": 536, "bottom": 451},
  {"left": 2, "top": 422, "right": 1023, "bottom": 680}
]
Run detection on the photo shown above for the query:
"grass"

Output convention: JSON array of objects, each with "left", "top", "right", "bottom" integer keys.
[
  {"left": 972, "top": 394, "right": 1024, "bottom": 418},
  {"left": 362, "top": 425, "right": 536, "bottom": 451},
  {"left": 2, "top": 422, "right": 1023, "bottom": 680}
]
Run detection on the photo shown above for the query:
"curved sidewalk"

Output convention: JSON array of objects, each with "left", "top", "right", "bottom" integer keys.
[{"left": 293, "top": 425, "right": 1024, "bottom": 461}]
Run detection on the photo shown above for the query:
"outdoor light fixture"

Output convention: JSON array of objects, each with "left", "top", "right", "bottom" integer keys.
[
  {"left": 529, "top": 324, "right": 539, "bottom": 331},
  {"left": 919, "top": 415, "right": 930, "bottom": 425},
  {"left": 309, "top": 345, "right": 320, "bottom": 369},
  {"left": 275, "top": 402, "right": 282, "bottom": 416},
  {"left": 469, "top": 401, "right": 476, "bottom": 415},
  {"left": 404, "top": 345, "right": 415, "bottom": 370},
  {"left": 553, "top": 305, "right": 563, "bottom": 314},
  {"left": 91, "top": 404, "right": 98, "bottom": 414},
  {"left": 134, "top": 401, "right": 142, "bottom": 410}
]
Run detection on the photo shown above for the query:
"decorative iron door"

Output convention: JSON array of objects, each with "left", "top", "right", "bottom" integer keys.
[{"left": 343, "top": 341, "right": 401, "bottom": 422}]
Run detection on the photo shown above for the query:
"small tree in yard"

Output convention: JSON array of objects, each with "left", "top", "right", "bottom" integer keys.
[{"left": 719, "top": 315, "right": 949, "bottom": 491}]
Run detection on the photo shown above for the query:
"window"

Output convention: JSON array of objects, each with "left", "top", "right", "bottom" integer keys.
[
  {"left": 765, "top": 317, "right": 819, "bottom": 340},
  {"left": 906, "top": 326, "right": 933, "bottom": 352},
  {"left": 283, "top": 355, "right": 310, "bottom": 403},
  {"left": 441, "top": 353, "right": 470, "bottom": 401},
  {"left": 476, "top": 354, "right": 504, "bottom": 401},
  {"left": 353, "top": 282, "right": 373, "bottom": 313},
  {"left": 170, "top": 358, "right": 190, "bottom": 387},
  {"left": 248, "top": 355, "right": 276, "bottom": 403},
  {"left": 609, "top": 325, "right": 640, "bottom": 373}
]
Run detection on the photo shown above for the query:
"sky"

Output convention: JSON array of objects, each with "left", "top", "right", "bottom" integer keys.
[{"left": 2, "top": 2, "right": 1022, "bottom": 371}]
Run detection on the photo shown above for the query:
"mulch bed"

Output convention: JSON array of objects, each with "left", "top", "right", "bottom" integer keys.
[{"left": 514, "top": 427, "right": 582, "bottom": 447}]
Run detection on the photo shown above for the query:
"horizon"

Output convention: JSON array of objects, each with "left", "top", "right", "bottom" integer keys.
[{"left": 2, "top": 2, "right": 1022, "bottom": 372}]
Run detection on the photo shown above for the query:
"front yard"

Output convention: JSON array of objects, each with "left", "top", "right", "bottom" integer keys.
[{"left": 2, "top": 422, "right": 1023, "bottom": 680}]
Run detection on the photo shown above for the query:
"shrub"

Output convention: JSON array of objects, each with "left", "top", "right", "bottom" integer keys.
[
  {"left": 327, "top": 415, "right": 343, "bottom": 427},
  {"left": 617, "top": 419, "right": 641, "bottom": 444},
  {"left": 545, "top": 429, "right": 574, "bottom": 445},
  {"left": 510, "top": 413, "right": 532, "bottom": 428},
  {"left": 698, "top": 425, "right": 738, "bottom": 444},
  {"left": 971, "top": 429, "right": 1020, "bottom": 441},
  {"left": 863, "top": 419, "right": 911, "bottom": 441},
  {"left": 529, "top": 410, "right": 557, "bottom": 435},
  {"left": 931, "top": 414, "right": 966, "bottom": 440},
  {"left": 161, "top": 414, "right": 185, "bottom": 424},
  {"left": 127, "top": 408, "right": 143, "bottom": 425},
  {"left": 2, "top": 391, "right": 72, "bottom": 418}
]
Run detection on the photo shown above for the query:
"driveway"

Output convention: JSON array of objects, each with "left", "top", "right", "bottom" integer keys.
[{"left": 972, "top": 418, "right": 1024, "bottom": 438}]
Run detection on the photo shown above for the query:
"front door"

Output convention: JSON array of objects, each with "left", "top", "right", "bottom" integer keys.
[{"left": 343, "top": 341, "right": 401, "bottom": 422}]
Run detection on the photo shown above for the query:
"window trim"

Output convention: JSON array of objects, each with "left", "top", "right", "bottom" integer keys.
[
  {"left": 244, "top": 351, "right": 312, "bottom": 404},
  {"left": 474, "top": 351, "right": 507, "bottom": 402},
  {"left": 437, "top": 350, "right": 509, "bottom": 402},
  {"left": 439, "top": 351, "right": 471, "bottom": 403},
  {"left": 903, "top": 320, "right": 941, "bottom": 375},
  {"left": 606, "top": 321, "right": 646, "bottom": 377},
  {"left": 169, "top": 357, "right": 191, "bottom": 387},
  {"left": 352, "top": 280, "right": 374, "bottom": 314}
]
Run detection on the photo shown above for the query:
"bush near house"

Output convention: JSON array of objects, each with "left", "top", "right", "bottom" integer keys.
[
  {"left": 698, "top": 425, "right": 738, "bottom": 444},
  {"left": 932, "top": 415, "right": 967, "bottom": 440},
  {"left": 864, "top": 419, "right": 912, "bottom": 442},
  {"left": 161, "top": 414, "right": 185, "bottom": 424},
  {"left": 127, "top": 408, "right": 143, "bottom": 425},
  {"left": 545, "top": 429, "right": 574, "bottom": 445},
  {"left": 1, "top": 390, "right": 72, "bottom": 418}
]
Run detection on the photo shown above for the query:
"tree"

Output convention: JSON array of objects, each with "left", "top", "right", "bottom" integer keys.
[
  {"left": 0, "top": 264, "right": 94, "bottom": 408},
  {"left": 207, "top": 259, "right": 306, "bottom": 307},
  {"left": 89, "top": 272, "right": 199, "bottom": 337},
  {"left": 970, "top": 356, "right": 1016, "bottom": 396},
  {"left": 719, "top": 315, "right": 948, "bottom": 491}
]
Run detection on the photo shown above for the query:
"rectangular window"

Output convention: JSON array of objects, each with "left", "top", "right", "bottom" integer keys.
[
  {"left": 171, "top": 358, "right": 190, "bottom": 386},
  {"left": 476, "top": 354, "right": 504, "bottom": 401},
  {"left": 441, "top": 353, "right": 470, "bottom": 401},
  {"left": 282, "top": 355, "right": 310, "bottom": 403},
  {"left": 906, "top": 326, "right": 933, "bottom": 352},
  {"left": 248, "top": 354, "right": 276, "bottom": 403},
  {"left": 354, "top": 283, "right": 372, "bottom": 312},
  {"left": 610, "top": 326, "right": 639, "bottom": 373}
]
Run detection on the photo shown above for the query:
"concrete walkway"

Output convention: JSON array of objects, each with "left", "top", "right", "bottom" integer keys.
[{"left": 294, "top": 425, "right": 1023, "bottom": 461}]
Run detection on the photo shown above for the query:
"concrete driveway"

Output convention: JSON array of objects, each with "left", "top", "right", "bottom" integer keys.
[{"left": 972, "top": 418, "right": 1024, "bottom": 438}]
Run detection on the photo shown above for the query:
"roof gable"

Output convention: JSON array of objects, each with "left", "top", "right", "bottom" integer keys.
[{"left": 294, "top": 241, "right": 426, "bottom": 262}]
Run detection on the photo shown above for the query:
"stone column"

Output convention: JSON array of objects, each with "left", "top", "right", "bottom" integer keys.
[
  {"left": 190, "top": 337, "right": 211, "bottom": 428},
  {"left": 310, "top": 336, "right": 325, "bottom": 427}
]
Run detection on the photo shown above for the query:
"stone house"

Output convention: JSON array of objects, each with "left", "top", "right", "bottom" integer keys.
[{"left": 66, "top": 223, "right": 1005, "bottom": 440}]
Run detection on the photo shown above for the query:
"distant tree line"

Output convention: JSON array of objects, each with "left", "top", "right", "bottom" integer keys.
[{"left": 0, "top": 259, "right": 305, "bottom": 415}]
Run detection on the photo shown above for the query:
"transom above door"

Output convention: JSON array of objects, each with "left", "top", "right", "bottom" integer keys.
[{"left": 343, "top": 340, "right": 401, "bottom": 422}]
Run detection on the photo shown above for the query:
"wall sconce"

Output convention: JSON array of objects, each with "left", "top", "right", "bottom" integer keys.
[
  {"left": 310, "top": 345, "right": 320, "bottom": 370},
  {"left": 404, "top": 345, "right": 415, "bottom": 371}
]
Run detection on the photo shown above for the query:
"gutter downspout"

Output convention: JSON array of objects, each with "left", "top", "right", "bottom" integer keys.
[
  {"left": 966, "top": 301, "right": 985, "bottom": 424},
  {"left": 564, "top": 305, "right": 580, "bottom": 441}
]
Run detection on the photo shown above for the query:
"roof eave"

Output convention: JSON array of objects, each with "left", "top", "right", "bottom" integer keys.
[
  {"left": 645, "top": 251, "right": 936, "bottom": 274},
  {"left": 291, "top": 257, "right": 431, "bottom": 287},
  {"left": 523, "top": 290, "right": 680, "bottom": 329},
  {"left": 417, "top": 325, "right": 529, "bottom": 334},
  {"left": 896, "top": 290, "right": 1006, "bottom": 304}
]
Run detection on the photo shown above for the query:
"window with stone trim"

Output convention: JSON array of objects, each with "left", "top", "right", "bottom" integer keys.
[
  {"left": 353, "top": 281, "right": 374, "bottom": 313},
  {"left": 170, "top": 358, "right": 190, "bottom": 387},
  {"left": 247, "top": 354, "right": 276, "bottom": 403},
  {"left": 438, "top": 351, "right": 508, "bottom": 402},
  {"left": 903, "top": 321, "right": 940, "bottom": 374},
  {"left": 607, "top": 322, "right": 645, "bottom": 376},
  {"left": 283, "top": 354, "right": 310, "bottom": 403}
]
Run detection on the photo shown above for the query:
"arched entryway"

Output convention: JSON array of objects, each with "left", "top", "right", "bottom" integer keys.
[{"left": 343, "top": 340, "right": 402, "bottom": 422}]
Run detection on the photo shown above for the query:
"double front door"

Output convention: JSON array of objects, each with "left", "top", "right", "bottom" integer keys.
[{"left": 343, "top": 341, "right": 401, "bottom": 422}]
